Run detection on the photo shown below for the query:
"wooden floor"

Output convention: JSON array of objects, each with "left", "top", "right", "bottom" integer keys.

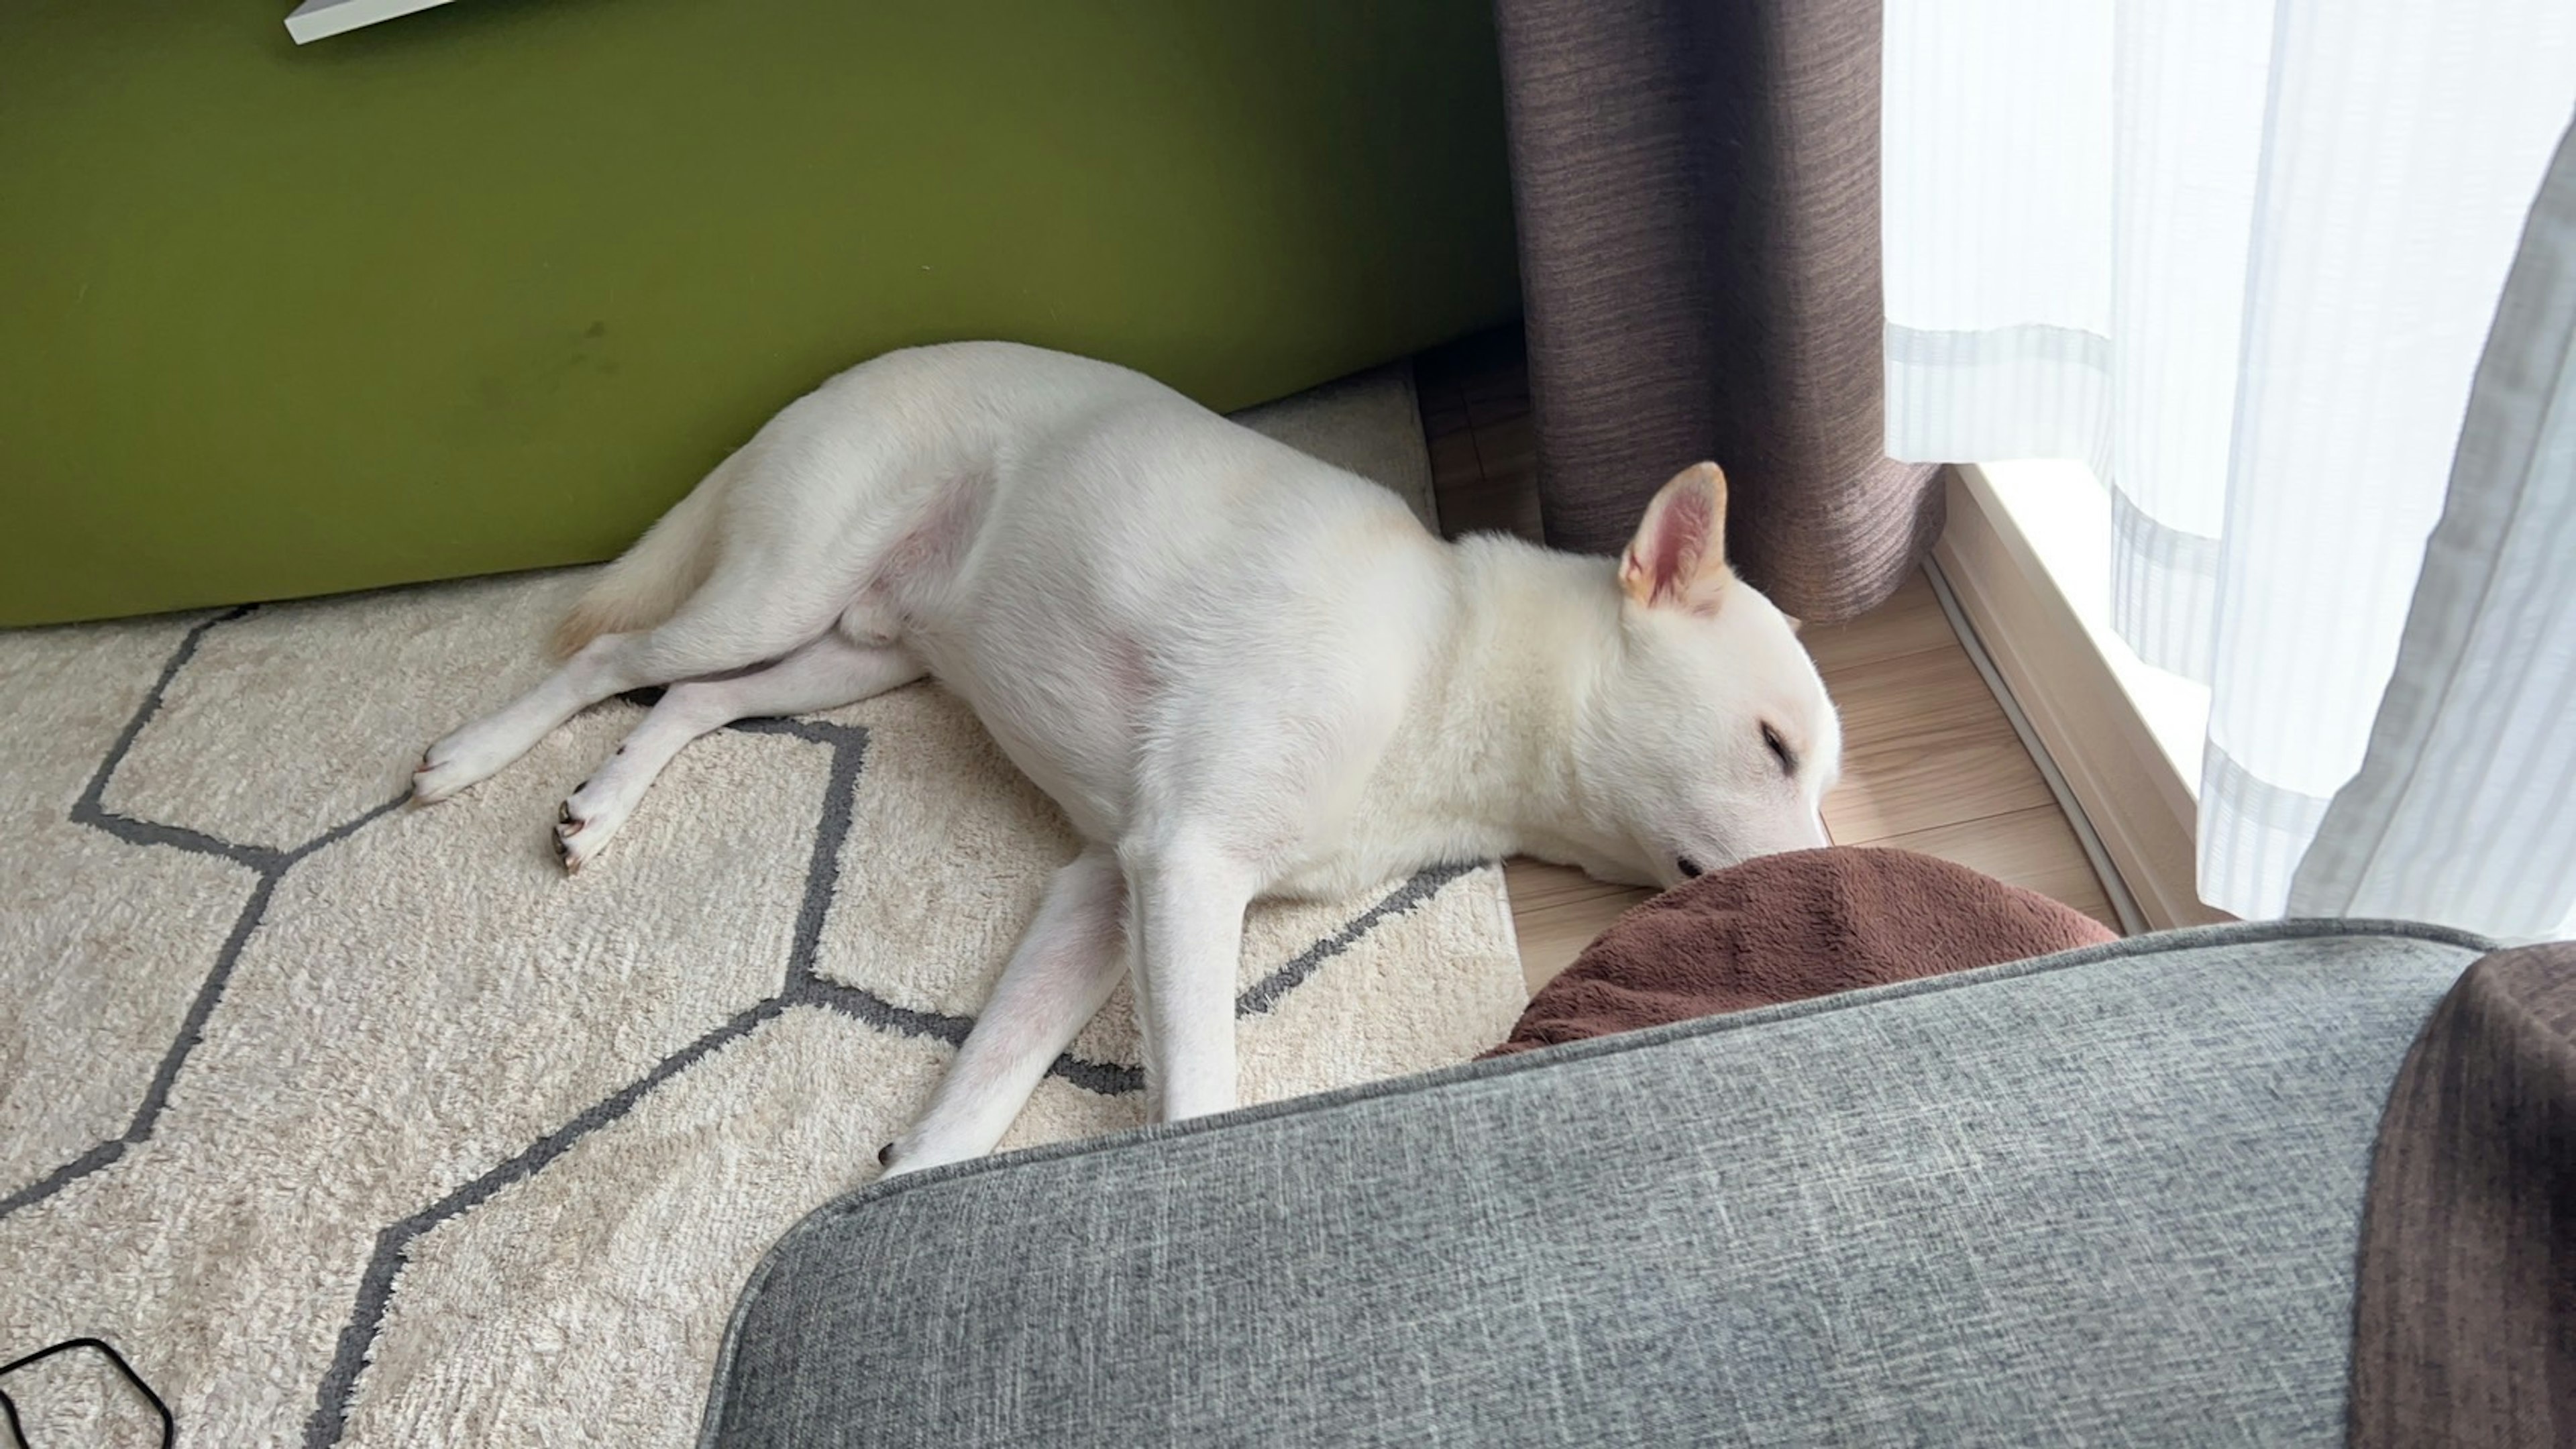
[{"left": 1415, "top": 329, "right": 2116, "bottom": 993}]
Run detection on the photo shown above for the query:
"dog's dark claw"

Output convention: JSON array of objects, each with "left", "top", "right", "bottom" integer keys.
[
  {"left": 558, "top": 802, "right": 574, "bottom": 825},
  {"left": 877, "top": 1142, "right": 896, "bottom": 1167}
]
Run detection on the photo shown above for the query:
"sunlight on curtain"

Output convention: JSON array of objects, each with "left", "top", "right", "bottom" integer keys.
[
  {"left": 2288, "top": 123, "right": 2576, "bottom": 941},
  {"left": 1881, "top": 0, "right": 2576, "bottom": 924}
]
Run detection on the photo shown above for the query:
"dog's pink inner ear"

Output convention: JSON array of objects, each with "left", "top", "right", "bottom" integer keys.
[{"left": 1619, "top": 462, "right": 1735, "bottom": 613}]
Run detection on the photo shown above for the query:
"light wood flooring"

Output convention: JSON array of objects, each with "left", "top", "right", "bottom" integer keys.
[{"left": 1414, "top": 328, "right": 2116, "bottom": 993}]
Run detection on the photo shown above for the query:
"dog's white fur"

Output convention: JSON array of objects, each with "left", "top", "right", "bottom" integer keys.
[{"left": 414, "top": 342, "right": 1839, "bottom": 1175}]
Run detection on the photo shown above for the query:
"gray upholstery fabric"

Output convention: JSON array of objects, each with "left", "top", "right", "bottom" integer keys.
[
  {"left": 702, "top": 922, "right": 2482, "bottom": 1447},
  {"left": 1491, "top": 0, "right": 1941, "bottom": 622}
]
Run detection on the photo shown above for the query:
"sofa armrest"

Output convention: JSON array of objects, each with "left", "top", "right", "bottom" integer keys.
[{"left": 703, "top": 920, "right": 2483, "bottom": 1447}]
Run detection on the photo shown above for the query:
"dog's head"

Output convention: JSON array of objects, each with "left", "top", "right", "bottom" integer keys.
[{"left": 1572, "top": 462, "right": 1841, "bottom": 889}]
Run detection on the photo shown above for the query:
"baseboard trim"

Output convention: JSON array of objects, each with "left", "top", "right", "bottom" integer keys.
[
  {"left": 1921, "top": 557, "right": 2149, "bottom": 936},
  {"left": 1931, "top": 466, "right": 2227, "bottom": 932}
]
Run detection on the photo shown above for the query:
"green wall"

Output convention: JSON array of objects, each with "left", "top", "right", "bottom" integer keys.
[{"left": 0, "top": 1, "right": 1519, "bottom": 625}]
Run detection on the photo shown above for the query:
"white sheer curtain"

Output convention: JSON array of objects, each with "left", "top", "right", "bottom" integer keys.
[{"left": 1880, "top": 0, "right": 2576, "bottom": 935}]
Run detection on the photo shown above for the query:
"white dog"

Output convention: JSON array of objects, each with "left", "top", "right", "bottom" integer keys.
[{"left": 414, "top": 342, "right": 1839, "bottom": 1175}]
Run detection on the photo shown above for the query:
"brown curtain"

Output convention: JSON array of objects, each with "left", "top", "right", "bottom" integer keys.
[{"left": 1491, "top": 0, "right": 1939, "bottom": 623}]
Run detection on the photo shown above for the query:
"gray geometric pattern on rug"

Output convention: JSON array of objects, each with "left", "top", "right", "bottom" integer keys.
[
  {"left": 5, "top": 607, "right": 1485, "bottom": 1447},
  {"left": 0, "top": 363, "right": 1527, "bottom": 1446}
]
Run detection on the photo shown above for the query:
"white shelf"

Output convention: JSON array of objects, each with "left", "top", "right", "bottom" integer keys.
[{"left": 285, "top": 0, "right": 460, "bottom": 45}]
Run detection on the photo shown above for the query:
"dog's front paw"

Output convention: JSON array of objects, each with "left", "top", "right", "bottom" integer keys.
[{"left": 874, "top": 1137, "right": 928, "bottom": 1181}]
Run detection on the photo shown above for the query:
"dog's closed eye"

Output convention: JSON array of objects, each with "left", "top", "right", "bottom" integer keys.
[{"left": 1760, "top": 722, "right": 1796, "bottom": 776}]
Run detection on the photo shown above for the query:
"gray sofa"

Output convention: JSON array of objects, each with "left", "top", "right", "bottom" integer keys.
[{"left": 697, "top": 920, "right": 2483, "bottom": 1447}]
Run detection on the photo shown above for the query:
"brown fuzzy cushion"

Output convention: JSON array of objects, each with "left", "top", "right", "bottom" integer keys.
[{"left": 1485, "top": 846, "right": 2118, "bottom": 1057}]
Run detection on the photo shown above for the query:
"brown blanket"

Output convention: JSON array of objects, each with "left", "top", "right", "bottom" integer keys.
[
  {"left": 1485, "top": 845, "right": 2116, "bottom": 1057},
  {"left": 2350, "top": 941, "right": 2576, "bottom": 1449}
]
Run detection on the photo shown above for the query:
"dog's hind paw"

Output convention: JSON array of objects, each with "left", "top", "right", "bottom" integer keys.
[
  {"left": 552, "top": 776, "right": 639, "bottom": 874},
  {"left": 553, "top": 811, "right": 594, "bottom": 874},
  {"left": 413, "top": 735, "right": 506, "bottom": 805}
]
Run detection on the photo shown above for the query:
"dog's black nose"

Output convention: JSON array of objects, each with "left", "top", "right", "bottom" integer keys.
[{"left": 1677, "top": 857, "right": 1703, "bottom": 879}]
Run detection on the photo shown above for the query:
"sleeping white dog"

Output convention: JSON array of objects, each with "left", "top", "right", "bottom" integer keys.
[{"left": 413, "top": 342, "right": 1840, "bottom": 1175}]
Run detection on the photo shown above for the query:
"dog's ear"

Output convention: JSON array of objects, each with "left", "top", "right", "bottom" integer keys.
[{"left": 1619, "top": 462, "right": 1735, "bottom": 613}]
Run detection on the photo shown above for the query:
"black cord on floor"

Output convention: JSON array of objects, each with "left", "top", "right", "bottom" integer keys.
[{"left": 0, "top": 1338, "right": 172, "bottom": 1449}]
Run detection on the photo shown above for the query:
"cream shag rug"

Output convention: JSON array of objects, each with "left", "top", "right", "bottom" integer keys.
[{"left": 0, "top": 366, "right": 1525, "bottom": 1447}]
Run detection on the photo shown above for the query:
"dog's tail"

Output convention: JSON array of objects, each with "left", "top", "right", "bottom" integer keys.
[{"left": 550, "top": 462, "right": 730, "bottom": 659}]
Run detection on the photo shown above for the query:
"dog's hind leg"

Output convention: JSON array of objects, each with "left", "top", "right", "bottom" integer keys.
[
  {"left": 414, "top": 629, "right": 674, "bottom": 804},
  {"left": 551, "top": 633, "right": 923, "bottom": 871},
  {"left": 414, "top": 478, "right": 896, "bottom": 806},
  {"left": 877, "top": 845, "right": 1128, "bottom": 1177}
]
